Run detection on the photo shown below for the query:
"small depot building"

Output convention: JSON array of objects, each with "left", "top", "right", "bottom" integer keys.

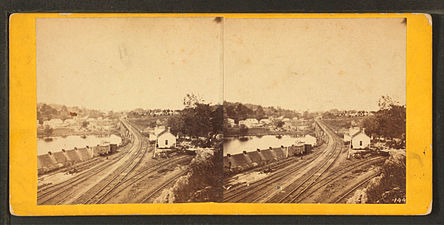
[
  {"left": 156, "top": 127, "right": 176, "bottom": 149},
  {"left": 350, "top": 130, "right": 370, "bottom": 150}
]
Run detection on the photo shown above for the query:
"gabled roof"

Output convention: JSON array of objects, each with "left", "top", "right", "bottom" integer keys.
[
  {"left": 157, "top": 129, "right": 174, "bottom": 137},
  {"left": 351, "top": 130, "right": 369, "bottom": 139}
]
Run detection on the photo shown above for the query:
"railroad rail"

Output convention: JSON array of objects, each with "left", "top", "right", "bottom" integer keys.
[
  {"left": 292, "top": 156, "right": 385, "bottom": 203},
  {"left": 37, "top": 119, "right": 140, "bottom": 205},
  {"left": 95, "top": 155, "right": 192, "bottom": 204},
  {"left": 333, "top": 173, "right": 380, "bottom": 203},
  {"left": 223, "top": 119, "right": 340, "bottom": 203},
  {"left": 140, "top": 169, "right": 190, "bottom": 203}
]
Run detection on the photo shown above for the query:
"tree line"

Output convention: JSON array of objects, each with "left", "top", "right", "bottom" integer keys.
[
  {"left": 167, "top": 94, "right": 223, "bottom": 138},
  {"left": 223, "top": 101, "right": 302, "bottom": 124},
  {"left": 362, "top": 96, "right": 406, "bottom": 140}
]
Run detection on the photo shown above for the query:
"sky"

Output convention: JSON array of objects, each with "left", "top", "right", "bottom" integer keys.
[
  {"left": 224, "top": 18, "right": 406, "bottom": 112},
  {"left": 37, "top": 17, "right": 406, "bottom": 112},
  {"left": 37, "top": 17, "right": 223, "bottom": 111}
]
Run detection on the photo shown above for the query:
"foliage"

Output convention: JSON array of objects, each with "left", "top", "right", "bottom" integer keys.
[
  {"left": 82, "top": 121, "right": 90, "bottom": 128},
  {"left": 223, "top": 101, "right": 300, "bottom": 123},
  {"left": 239, "top": 124, "right": 249, "bottom": 135},
  {"left": 37, "top": 103, "right": 106, "bottom": 122},
  {"left": 275, "top": 120, "right": 285, "bottom": 128},
  {"left": 174, "top": 145, "right": 223, "bottom": 202},
  {"left": 43, "top": 125, "right": 53, "bottom": 137},
  {"left": 363, "top": 96, "right": 406, "bottom": 140},
  {"left": 366, "top": 152, "right": 406, "bottom": 203},
  {"left": 167, "top": 94, "right": 223, "bottom": 138}
]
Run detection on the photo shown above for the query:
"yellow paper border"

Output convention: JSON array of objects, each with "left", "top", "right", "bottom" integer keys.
[{"left": 9, "top": 13, "right": 432, "bottom": 215}]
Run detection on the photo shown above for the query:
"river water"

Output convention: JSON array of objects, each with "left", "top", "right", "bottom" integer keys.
[
  {"left": 223, "top": 135, "right": 301, "bottom": 156},
  {"left": 37, "top": 134, "right": 122, "bottom": 156}
]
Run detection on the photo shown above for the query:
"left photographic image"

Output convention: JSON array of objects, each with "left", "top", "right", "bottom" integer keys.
[{"left": 36, "top": 17, "right": 224, "bottom": 205}]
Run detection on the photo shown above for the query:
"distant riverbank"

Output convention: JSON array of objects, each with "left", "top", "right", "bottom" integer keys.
[
  {"left": 224, "top": 127, "right": 301, "bottom": 138},
  {"left": 37, "top": 127, "right": 120, "bottom": 139}
]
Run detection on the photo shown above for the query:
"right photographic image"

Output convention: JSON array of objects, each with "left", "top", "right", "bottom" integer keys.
[{"left": 222, "top": 18, "right": 406, "bottom": 204}]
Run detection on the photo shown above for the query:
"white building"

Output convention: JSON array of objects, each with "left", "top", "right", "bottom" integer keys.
[
  {"left": 349, "top": 127, "right": 361, "bottom": 136},
  {"left": 259, "top": 118, "right": 272, "bottom": 126},
  {"left": 43, "top": 119, "right": 63, "bottom": 128},
  {"left": 304, "top": 134, "right": 317, "bottom": 147},
  {"left": 239, "top": 118, "right": 259, "bottom": 128},
  {"left": 157, "top": 127, "right": 176, "bottom": 149},
  {"left": 63, "top": 119, "right": 76, "bottom": 126},
  {"left": 351, "top": 130, "right": 371, "bottom": 150},
  {"left": 227, "top": 118, "right": 236, "bottom": 127},
  {"left": 283, "top": 121, "right": 296, "bottom": 130},
  {"left": 154, "top": 126, "right": 166, "bottom": 136}
]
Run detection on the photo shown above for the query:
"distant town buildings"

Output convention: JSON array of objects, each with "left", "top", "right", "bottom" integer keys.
[
  {"left": 43, "top": 118, "right": 63, "bottom": 128},
  {"left": 227, "top": 118, "right": 236, "bottom": 127},
  {"left": 238, "top": 118, "right": 259, "bottom": 128},
  {"left": 259, "top": 118, "right": 272, "bottom": 126}
]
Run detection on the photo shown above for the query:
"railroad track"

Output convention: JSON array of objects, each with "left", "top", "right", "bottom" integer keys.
[
  {"left": 333, "top": 173, "right": 379, "bottom": 203},
  {"left": 223, "top": 146, "right": 331, "bottom": 202},
  {"left": 140, "top": 169, "right": 190, "bottom": 203},
  {"left": 271, "top": 140, "right": 342, "bottom": 202},
  {"left": 69, "top": 120, "right": 150, "bottom": 204},
  {"left": 37, "top": 142, "right": 135, "bottom": 204},
  {"left": 77, "top": 137, "right": 150, "bottom": 204},
  {"left": 37, "top": 133, "right": 134, "bottom": 196},
  {"left": 94, "top": 155, "right": 192, "bottom": 204},
  {"left": 270, "top": 121, "right": 344, "bottom": 203},
  {"left": 223, "top": 120, "right": 339, "bottom": 203},
  {"left": 37, "top": 119, "right": 141, "bottom": 205},
  {"left": 292, "top": 156, "right": 385, "bottom": 203}
]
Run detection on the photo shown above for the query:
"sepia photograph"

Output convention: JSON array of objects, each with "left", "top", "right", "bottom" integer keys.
[
  {"left": 8, "top": 12, "right": 433, "bottom": 216},
  {"left": 222, "top": 18, "right": 407, "bottom": 204},
  {"left": 36, "top": 17, "right": 224, "bottom": 205},
  {"left": 35, "top": 16, "right": 407, "bottom": 206}
]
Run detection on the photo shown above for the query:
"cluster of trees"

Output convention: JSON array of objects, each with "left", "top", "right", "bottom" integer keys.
[
  {"left": 37, "top": 103, "right": 108, "bottom": 123},
  {"left": 363, "top": 96, "right": 406, "bottom": 140},
  {"left": 223, "top": 101, "right": 301, "bottom": 123},
  {"left": 167, "top": 94, "right": 223, "bottom": 138},
  {"left": 37, "top": 104, "right": 70, "bottom": 123}
]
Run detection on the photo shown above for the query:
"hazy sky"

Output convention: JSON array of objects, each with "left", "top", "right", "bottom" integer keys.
[
  {"left": 37, "top": 17, "right": 223, "bottom": 111},
  {"left": 37, "top": 17, "right": 405, "bottom": 112},
  {"left": 224, "top": 18, "right": 406, "bottom": 111}
]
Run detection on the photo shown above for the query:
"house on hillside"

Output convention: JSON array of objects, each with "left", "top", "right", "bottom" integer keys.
[
  {"left": 157, "top": 127, "right": 176, "bottom": 149},
  {"left": 350, "top": 129, "right": 370, "bottom": 150}
]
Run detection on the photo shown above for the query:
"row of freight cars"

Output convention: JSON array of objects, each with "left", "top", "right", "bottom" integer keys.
[
  {"left": 224, "top": 144, "right": 311, "bottom": 174},
  {"left": 37, "top": 144, "right": 118, "bottom": 175}
]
